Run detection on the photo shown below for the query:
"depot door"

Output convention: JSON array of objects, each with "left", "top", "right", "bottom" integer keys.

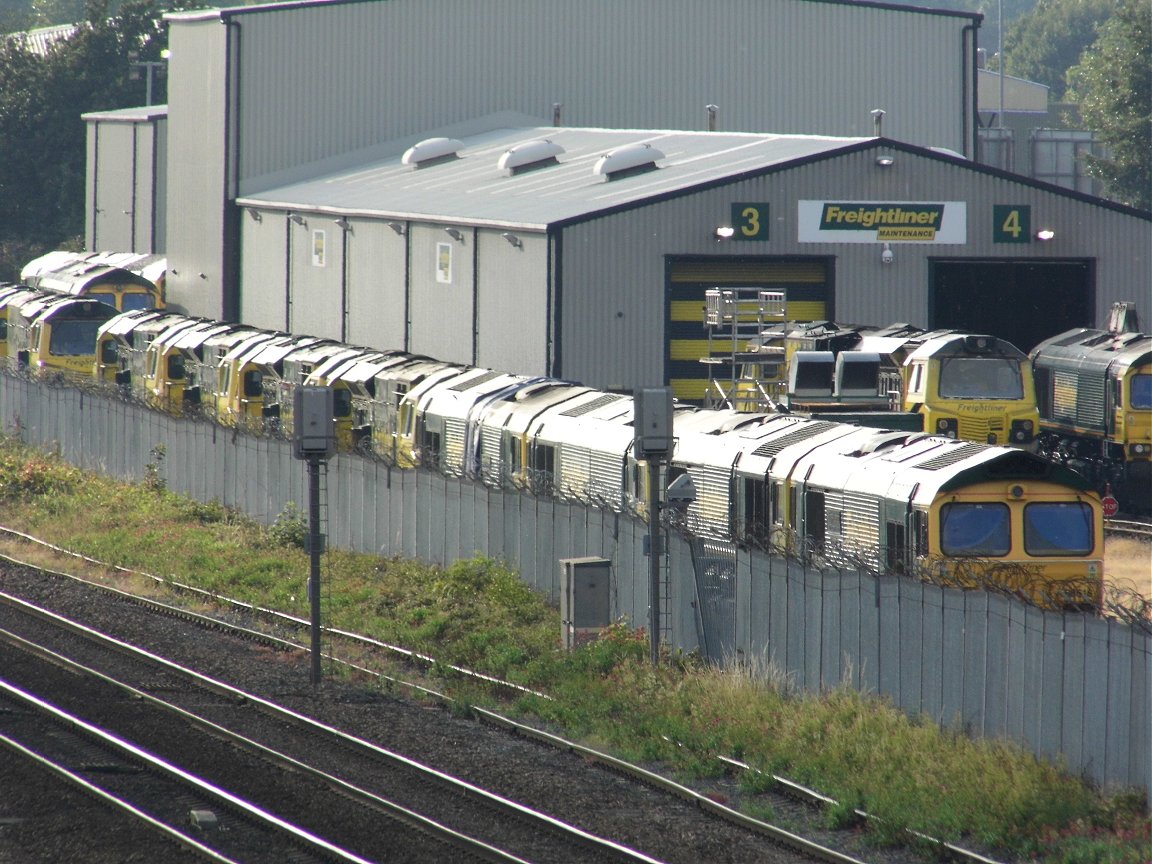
[
  {"left": 930, "top": 260, "right": 1093, "bottom": 352},
  {"left": 667, "top": 257, "right": 832, "bottom": 403}
]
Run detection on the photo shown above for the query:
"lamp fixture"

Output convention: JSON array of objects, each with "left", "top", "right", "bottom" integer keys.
[
  {"left": 444, "top": 227, "right": 464, "bottom": 242},
  {"left": 875, "top": 154, "right": 895, "bottom": 167},
  {"left": 1035, "top": 228, "right": 1055, "bottom": 241},
  {"left": 714, "top": 225, "right": 735, "bottom": 241},
  {"left": 501, "top": 232, "right": 523, "bottom": 249},
  {"left": 334, "top": 217, "right": 351, "bottom": 230},
  {"left": 386, "top": 221, "right": 406, "bottom": 235},
  {"left": 247, "top": 208, "right": 262, "bottom": 222},
  {"left": 880, "top": 242, "right": 894, "bottom": 264},
  {"left": 289, "top": 213, "right": 306, "bottom": 226}
]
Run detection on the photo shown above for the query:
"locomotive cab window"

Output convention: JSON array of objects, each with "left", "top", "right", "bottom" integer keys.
[
  {"left": 122, "top": 293, "right": 157, "bottom": 312},
  {"left": 940, "top": 502, "right": 1010, "bottom": 556},
  {"left": 167, "top": 353, "right": 185, "bottom": 380},
  {"left": 938, "top": 357, "right": 1023, "bottom": 399},
  {"left": 334, "top": 387, "right": 352, "bottom": 418},
  {"left": 243, "top": 369, "right": 262, "bottom": 398},
  {"left": 1131, "top": 374, "right": 1152, "bottom": 409},
  {"left": 1024, "top": 502, "right": 1094, "bottom": 555}
]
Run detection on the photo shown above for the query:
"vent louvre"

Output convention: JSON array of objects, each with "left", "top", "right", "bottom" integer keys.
[
  {"left": 449, "top": 370, "right": 502, "bottom": 391},
  {"left": 751, "top": 422, "right": 839, "bottom": 457},
  {"left": 560, "top": 393, "right": 623, "bottom": 417},
  {"left": 916, "top": 443, "right": 983, "bottom": 470}
]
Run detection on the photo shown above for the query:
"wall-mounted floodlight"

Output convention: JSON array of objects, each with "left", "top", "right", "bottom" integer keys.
[
  {"left": 875, "top": 154, "right": 895, "bottom": 167},
  {"left": 334, "top": 218, "right": 351, "bottom": 230},
  {"left": 880, "top": 242, "right": 894, "bottom": 264},
  {"left": 386, "top": 221, "right": 406, "bottom": 235},
  {"left": 714, "top": 225, "right": 735, "bottom": 241},
  {"left": 289, "top": 213, "right": 306, "bottom": 226},
  {"left": 871, "top": 108, "right": 886, "bottom": 135},
  {"left": 1035, "top": 228, "right": 1055, "bottom": 241},
  {"left": 501, "top": 232, "right": 523, "bottom": 248},
  {"left": 246, "top": 208, "right": 262, "bottom": 222},
  {"left": 444, "top": 227, "right": 464, "bottom": 242}
]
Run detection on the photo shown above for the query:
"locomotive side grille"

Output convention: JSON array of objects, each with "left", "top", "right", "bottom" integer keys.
[
  {"left": 1051, "top": 370, "right": 1078, "bottom": 421},
  {"left": 1076, "top": 375, "right": 1106, "bottom": 428},
  {"left": 841, "top": 490, "right": 881, "bottom": 567},
  {"left": 695, "top": 464, "right": 732, "bottom": 525},
  {"left": 587, "top": 450, "right": 625, "bottom": 508},
  {"left": 443, "top": 418, "right": 466, "bottom": 474},
  {"left": 557, "top": 446, "right": 591, "bottom": 498},
  {"left": 480, "top": 427, "right": 502, "bottom": 482}
]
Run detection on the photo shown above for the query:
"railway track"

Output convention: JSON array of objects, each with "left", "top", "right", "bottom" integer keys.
[
  {"left": 1105, "top": 518, "right": 1152, "bottom": 541},
  {"left": 0, "top": 526, "right": 1014, "bottom": 864},
  {"left": 0, "top": 589, "right": 689, "bottom": 864}
]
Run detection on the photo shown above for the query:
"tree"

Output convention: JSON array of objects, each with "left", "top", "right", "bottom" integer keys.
[
  {"left": 1066, "top": 0, "right": 1152, "bottom": 209},
  {"left": 0, "top": 0, "right": 166, "bottom": 280},
  {"left": 1001, "top": 0, "right": 1113, "bottom": 101}
]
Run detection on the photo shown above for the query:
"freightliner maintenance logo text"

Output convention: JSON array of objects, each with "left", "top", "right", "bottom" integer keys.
[{"left": 819, "top": 203, "right": 944, "bottom": 240}]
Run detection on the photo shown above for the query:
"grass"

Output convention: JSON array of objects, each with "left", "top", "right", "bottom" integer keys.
[{"left": 0, "top": 437, "right": 1147, "bottom": 863}]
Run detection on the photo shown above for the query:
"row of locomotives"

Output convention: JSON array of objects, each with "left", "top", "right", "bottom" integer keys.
[
  {"left": 1029, "top": 303, "right": 1152, "bottom": 515},
  {"left": 21, "top": 250, "right": 166, "bottom": 312},
  {"left": 663, "top": 412, "right": 1105, "bottom": 611}
]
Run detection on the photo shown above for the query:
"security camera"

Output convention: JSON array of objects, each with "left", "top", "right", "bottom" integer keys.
[
  {"left": 880, "top": 245, "right": 894, "bottom": 265},
  {"left": 665, "top": 473, "right": 697, "bottom": 509}
]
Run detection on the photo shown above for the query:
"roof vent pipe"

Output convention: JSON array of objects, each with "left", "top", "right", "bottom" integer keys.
[
  {"left": 871, "top": 108, "right": 885, "bottom": 136},
  {"left": 553, "top": 102, "right": 562, "bottom": 126},
  {"left": 706, "top": 104, "right": 718, "bottom": 132}
]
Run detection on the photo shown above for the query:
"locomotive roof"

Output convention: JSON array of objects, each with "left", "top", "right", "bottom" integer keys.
[{"left": 1030, "top": 327, "right": 1152, "bottom": 375}]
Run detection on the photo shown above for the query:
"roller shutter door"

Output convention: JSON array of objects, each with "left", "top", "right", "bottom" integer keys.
[{"left": 667, "top": 259, "right": 831, "bottom": 403}]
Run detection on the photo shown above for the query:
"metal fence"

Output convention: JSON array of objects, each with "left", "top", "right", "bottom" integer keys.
[{"left": 2, "top": 375, "right": 1148, "bottom": 800}]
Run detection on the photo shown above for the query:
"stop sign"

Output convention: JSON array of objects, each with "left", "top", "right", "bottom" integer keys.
[{"left": 1102, "top": 495, "right": 1119, "bottom": 518}]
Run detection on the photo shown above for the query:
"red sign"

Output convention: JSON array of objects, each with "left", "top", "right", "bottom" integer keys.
[{"left": 1102, "top": 495, "right": 1119, "bottom": 518}]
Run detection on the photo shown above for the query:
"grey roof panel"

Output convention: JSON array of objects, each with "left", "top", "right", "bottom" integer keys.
[{"left": 237, "top": 126, "right": 870, "bottom": 228}]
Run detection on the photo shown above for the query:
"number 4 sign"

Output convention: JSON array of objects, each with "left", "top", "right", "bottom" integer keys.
[{"left": 993, "top": 205, "right": 1032, "bottom": 243}]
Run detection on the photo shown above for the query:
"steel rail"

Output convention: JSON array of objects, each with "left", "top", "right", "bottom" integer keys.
[
  {"left": 0, "top": 675, "right": 377, "bottom": 864},
  {"left": 0, "top": 732, "right": 243, "bottom": 864},
  {"left": 0, "top": 592, "right": 668, "bottom": 864},
  {"left": 0, "top": 525, "right": 1022, "bottom": 864}
]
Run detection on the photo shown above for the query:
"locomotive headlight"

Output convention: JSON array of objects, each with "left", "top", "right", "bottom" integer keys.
[
  {"left": 936, "top": 418, "right": 958, "bottom": 438},
  {"left": 1010, "top": 419, "right": 1035, "bottom": 443},
  {"left": 1132, "top": 443, "right": 1149, "bottom": 456}
]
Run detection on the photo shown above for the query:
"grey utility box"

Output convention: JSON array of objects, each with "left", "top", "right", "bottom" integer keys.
[
  {"left": 559, "top": 557, "right": 612, "bottom": 650},
  {"left": 293, "top": 386, "right": 336, "bottom": 460},
  {"left": 633, "top": 387, "right": 673, "bottom": 458}
]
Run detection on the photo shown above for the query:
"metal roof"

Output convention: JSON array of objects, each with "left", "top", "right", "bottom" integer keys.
[{"left": 237, "top": 126, "right": 871, "bottom": 230}]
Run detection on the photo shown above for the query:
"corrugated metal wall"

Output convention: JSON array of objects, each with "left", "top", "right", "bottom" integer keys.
[
  {"left": 475, "top": 230, "right": 551, "bottom": 377},
  {"left": 165, "top": 16, "right": 232, "bottom": 319},
  {"left": 3, "top": 374, "right": 1147, "bottom": 801},
  {"left": 86, "top": 118, "right": 164, "bottom": 254},
  {"left": 347, "top": 220, "right": 408, "bottom": 350},
  {"left": 224, "top": 0, "right": 973, "bottom": 187}
]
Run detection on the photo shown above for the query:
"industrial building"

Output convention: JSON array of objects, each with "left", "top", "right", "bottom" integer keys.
[
  {"left": 233, "top": 119, "right": 1148, "bottom": 399},
  {"left": 82, "top": 0, "right": 1150, "bottom": 398}
]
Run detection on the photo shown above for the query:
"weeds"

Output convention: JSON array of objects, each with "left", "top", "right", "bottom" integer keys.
[{"left": 0, "top": 436, "right": 1146, "bottom": 863}]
